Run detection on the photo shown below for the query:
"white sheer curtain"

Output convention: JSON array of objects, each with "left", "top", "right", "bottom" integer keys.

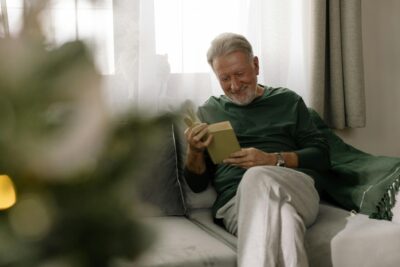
[
  {"left": 1, "top": 0, "right": 114, "bottom": 74},
  {"left": 109, "top": 0, "right": 312, "bottom": 114},
  {"left": 1, "top": 0, "right": 312, "bottom": 114},
  {"left": 241, "top": 0, "right": 312, "bottom": 103}
]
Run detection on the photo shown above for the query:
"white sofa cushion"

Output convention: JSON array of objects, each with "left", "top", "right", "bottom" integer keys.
[
  {"left": 306, "top": 203, "right": 400, "bottom": 267},
  {"left": 136, "top": 217, "right": 236, "bottom": 267}
]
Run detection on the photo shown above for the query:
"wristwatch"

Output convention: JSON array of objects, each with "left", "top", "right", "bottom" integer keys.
[{"left": 275, "top": 152, "right": 285, "bottom": 167}]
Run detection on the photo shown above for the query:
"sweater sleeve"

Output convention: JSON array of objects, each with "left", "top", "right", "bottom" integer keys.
[
  {"left": 293, "top": 98, "right": 331, "bottom": 171},
  {"left": 183, "top": 153, "right": 215, "bottom": 193}
]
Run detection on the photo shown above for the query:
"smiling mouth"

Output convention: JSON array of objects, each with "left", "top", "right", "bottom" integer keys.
[{"left": 232, "top": 85, "right": 247, "bottom": 94}]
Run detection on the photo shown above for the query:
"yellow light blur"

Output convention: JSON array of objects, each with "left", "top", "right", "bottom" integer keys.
[{"left": 0, "top": 175, "right": 17, "bottom": 210}]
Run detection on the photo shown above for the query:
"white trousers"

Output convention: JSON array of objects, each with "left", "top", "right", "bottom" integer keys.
[{"left": 216, "top": 166, "right": 320, "bottom": 267}]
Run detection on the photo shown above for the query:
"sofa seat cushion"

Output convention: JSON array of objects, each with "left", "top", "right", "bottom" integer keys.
[
  {"left": 306, "top": 203, "right": 400, "bottom": 267},
  {"left": 189, "top": 204, "right": 400, "bottom": 267},
  {"left": 136, "top": 216, "right": 236, "bottom": 267},
  {"left": 188, "top": 208, "right": 237, "bottom": 250}
]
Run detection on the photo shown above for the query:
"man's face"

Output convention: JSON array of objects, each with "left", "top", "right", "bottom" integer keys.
[{"left": 212, "top": 51, "right": 259, "bottom": 106}]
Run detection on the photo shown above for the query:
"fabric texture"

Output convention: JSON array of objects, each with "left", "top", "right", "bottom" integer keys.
[
  {"left": 310, "top": 0, "right": 366, "bottom": 129},
  {"left": 309, "top": 108, "right": 400, "bottom": 220},
  {"left": 136, "top": 217, "right": 236, "bottom": 267},
  {"left": 305, "top": 203, "right": 400, "bottom": 267},
  {"left": 194, "top": 86, "right": 329, "bottom": 217},
  {"left": 189, "top": 203, "right": 400, "bottom": 267},
  {"left": 111, "top": 0, "right": 317, "bottom": 114},
  {"left": 216, "top": 166, "right": 319, "bottom": 267},
  {"left": 138, "top": 124, "right": 186, "bottom": 216},
  {"left": 188, "top": 208, "right": 237, "bottom": 250}
]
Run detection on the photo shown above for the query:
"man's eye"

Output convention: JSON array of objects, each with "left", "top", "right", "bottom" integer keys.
[{"left": 221, "top": 77, "right": 229, "bottom": 82}]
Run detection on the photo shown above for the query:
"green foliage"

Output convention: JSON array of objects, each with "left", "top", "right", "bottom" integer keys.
[
  {"left": 0, "top": 8, "right": 173, "bottom": 266},
  {"left": 1, "top": 115, "right": 172, "bottom": 267}
]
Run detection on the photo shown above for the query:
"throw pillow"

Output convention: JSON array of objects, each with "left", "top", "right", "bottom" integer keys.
[{"left": 138, "top": 124, "right": 186, "bottom": 216}]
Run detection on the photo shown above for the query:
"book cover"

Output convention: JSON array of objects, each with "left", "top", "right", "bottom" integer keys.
[
  {"left": 183, "top": 104, "right": 241, "bottom": 164},
  {"left": 206, "top": 121, "right": 241, "bottom": 164}
]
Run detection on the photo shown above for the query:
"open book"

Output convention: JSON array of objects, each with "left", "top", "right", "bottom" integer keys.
[{"left": 184, "top": 109, "right": 241, "bottom": 164}]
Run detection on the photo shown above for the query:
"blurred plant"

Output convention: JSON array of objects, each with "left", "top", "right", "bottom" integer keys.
[{"left": 0, "top": 1, "right": 169, "bottom": 266}]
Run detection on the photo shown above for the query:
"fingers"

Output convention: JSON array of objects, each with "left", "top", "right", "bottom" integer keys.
[
  {"left": 223, "top": 148, "right": 268, "bottom": 168},
  {"left": 229, "top": 149, "right": 247, "bottom": 158},
  {"left": 203, "top": 133, "right": 213, "bottom": 146},
  {"left": 184, "top": 123, "right": 212, "bottom": 152},
  {"left": 185, "top": 123, "right": 207, "bottom": 139},
  {"left": 193, "top": 126, "right": 209, "bottom": 142},
  {"left": 223, "top": 148, "right": 249, "bottom": 165}
]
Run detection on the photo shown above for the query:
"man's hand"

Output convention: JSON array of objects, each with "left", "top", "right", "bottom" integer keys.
[
  {"left": 223, "top": 148, "right": 299, "bottom": 169},
  {"left": 223, "top": 148, "right": 276, "bottom": 169},
  {"left": 184, "top": 123, "right": 213, "bottom": 153},
  {"left": 184, "top": 123, "right": 213, "bottom": 174}
]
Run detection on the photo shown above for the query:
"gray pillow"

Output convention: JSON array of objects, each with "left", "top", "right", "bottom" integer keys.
[{"left": 138, "top": 124, "right": 186, "bottom": 216}]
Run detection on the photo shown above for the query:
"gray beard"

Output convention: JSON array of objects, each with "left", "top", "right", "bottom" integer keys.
[
  {"left": 225, "top": 85, "right": 263, "bottom": 106},
  {"left": 225, "top": 94, "right": 256, "bottom": 106}
]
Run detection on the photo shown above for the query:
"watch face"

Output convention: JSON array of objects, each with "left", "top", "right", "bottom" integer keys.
[{"left": 276, "top": 153, "right": 285, "bottom": 167}]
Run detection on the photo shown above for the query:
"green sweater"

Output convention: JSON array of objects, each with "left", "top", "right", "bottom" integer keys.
[{"left": 185, "top": 86, "right": 330, "bottom": 217}]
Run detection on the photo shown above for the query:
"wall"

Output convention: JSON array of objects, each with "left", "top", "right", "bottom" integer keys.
[{"left": 335, "top": 0, "right": 400, "bottom": 157}]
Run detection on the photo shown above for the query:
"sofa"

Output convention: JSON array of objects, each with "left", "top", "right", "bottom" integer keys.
[{"left": 134, "top": 111, "right": 400, "bottom": 267}]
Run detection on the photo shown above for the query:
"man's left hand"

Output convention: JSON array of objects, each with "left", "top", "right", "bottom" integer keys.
[{"left": 223, "top": 148, "right": 276, "bottom": 169}]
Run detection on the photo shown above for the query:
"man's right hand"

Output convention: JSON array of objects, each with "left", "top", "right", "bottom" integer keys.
[
  {"left": 184, "top": 123, "right": 213, "bottom": 174},
  {"left": 184, "top": 123, "right": 213, "bottom": 154}
]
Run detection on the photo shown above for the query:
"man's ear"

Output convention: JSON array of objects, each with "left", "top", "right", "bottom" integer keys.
[{"left": 253, "top": 56, "right": 259, "bottom": 75}]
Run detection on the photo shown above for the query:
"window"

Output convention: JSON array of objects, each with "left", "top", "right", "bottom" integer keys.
[
  {"left": 1, "top": 0, "right": 114, "bottom": 75},
  {"left": 154, "top": 0, "right": 241, "bottom": 73}
]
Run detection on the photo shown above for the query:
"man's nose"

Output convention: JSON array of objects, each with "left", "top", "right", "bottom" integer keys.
[{"left": 230, "top": 77, "right": 240, "bottom": 91}]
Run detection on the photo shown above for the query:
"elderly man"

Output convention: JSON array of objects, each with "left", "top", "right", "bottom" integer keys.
[{"left": 184, "top": 32, "right": 330, "bottom": 267}]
